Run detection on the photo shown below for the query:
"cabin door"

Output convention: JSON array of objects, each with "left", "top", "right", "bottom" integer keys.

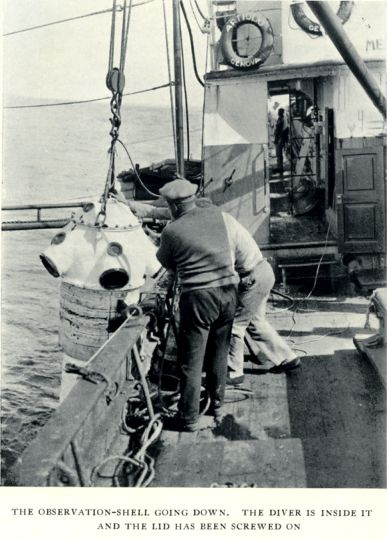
[{"left": 335, "top": 145, "right": 385, "bottom": 254}]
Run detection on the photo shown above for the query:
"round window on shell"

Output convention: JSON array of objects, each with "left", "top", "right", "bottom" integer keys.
[
  {"left": 40, "top": 254, "right": 60, "bottom": 278},
  {"left": 51, "top": 232, "right": 66, "bottom": 245},
  {"left": 107, "top": 242, "right": 123, "bottom": 257},
  {"left": 82, "top": 202, "right": 95, "bottom": 212},
  {"left": 99, "top": 268, "right": 129, "bottom": 290}
]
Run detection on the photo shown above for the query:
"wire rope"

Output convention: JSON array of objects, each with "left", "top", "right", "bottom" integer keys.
[
  {"left": 108, "top": 0, "right": 117, "bottom": 72},
  {"left": 188, "top": 0, "right": 205, "bottom": 31},
  {"left": 162, "top": 0, "right": 178, "bottom": 163},
  {"left": 193, "top": 0, "right": 207, "bottom": 20},
  {"left": 117, "top": 139, "right": 161, "bottom": 198},
  {"left": 180, "top": 1, "right": 205, "bottom": 87},
  {"left": 3, "top": 83, "right": 172, "bottom": 110},
  {"left": 286, "top": 221, "right": 333, "bottom": 340},
  {"left": 179, "top": 9, "right": 190, "bottom": 160},
  {"left": 120, "top": 0, "right": 134, "bottom": 74},
  {"left": 199, "top": 32, "right": 209, "bottom": 193},
  {"left": 3, "top": 0, "right": 156, "bottom": 36}
]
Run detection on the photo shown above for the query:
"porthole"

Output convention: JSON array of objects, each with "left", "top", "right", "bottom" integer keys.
[{"left": 99, "top": 268, "right": 129, "bottom": 289}]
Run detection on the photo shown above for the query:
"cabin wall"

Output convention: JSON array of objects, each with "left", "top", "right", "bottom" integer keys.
[
  {"left": 332, "top": 64, "right": 385, "bottom": 139},
  {"left": 211, "top": 1, "right": 385, "bottom": 74},
  {"left": 282, "top": 1, "right": 386, "bottom": 65},
  {"left": 203, "top": 77, "right": 270, "bottom": 244},
  {"left": 315, "top": 68, "right": 386, "bottom": 265},
  {"left": 215, "top": 1, "right": 283, "bottom": 69}
]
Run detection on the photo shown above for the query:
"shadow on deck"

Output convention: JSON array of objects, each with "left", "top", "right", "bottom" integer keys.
[
  {"left": 152, "top": 350, "right": 385, "bottom": 488},
  {"left": 286, "top": 351, "right": 386, "bottom": 488},
  {"left": 152, "top": 295, "right": 386, "bottom": 488}
]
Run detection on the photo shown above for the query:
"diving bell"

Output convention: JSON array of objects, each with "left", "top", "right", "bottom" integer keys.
[
  {"left": 40, "top": 197, "right": 160, "bottom": 297},
  {"left": 40, "top": 197, "right": 161, "bottom": 400}
]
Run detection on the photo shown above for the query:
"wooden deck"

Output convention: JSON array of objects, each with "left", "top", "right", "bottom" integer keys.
[{"left": 152, "top": 294, "right": 386, "bottom": 488}]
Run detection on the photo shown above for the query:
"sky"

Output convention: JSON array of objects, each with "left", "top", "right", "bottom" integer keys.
[
  {"left": 2, "top": 0, "right": 209, "bottom": 108},
  {"left": 2, "top": 1, "right": 385, "bottom": 109}
]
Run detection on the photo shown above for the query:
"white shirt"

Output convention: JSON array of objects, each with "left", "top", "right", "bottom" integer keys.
[{"left": 222, "top": 212, "right": 262, "bottom": 274}]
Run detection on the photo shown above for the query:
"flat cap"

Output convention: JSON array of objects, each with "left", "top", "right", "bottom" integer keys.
[{"left": 159, "top": 179, "right": 197, "bottom": 201}]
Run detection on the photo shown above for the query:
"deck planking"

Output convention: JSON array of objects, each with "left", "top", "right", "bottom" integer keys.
[{"left": 153, "top": 294, "right": 386, "bottom": 488}]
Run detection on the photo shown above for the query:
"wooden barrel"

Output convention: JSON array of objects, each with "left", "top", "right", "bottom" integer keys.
[{"left": 59, "top": 282, "right": 138, "bottom": 361}]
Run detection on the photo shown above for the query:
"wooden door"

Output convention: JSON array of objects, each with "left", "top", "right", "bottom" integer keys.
[{"left": 335, "top": 145, "right": 385, "bottom": 253}]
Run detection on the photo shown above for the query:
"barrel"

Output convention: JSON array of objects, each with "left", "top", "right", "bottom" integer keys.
[{"left": 58, "top": 282, "right": 140, "bottom": 400}]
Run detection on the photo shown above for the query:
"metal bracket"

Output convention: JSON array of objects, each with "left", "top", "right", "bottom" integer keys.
[
  {"left": 64, "top": 363, "right": 110, "bottom": 386},
  {"left": 223, "top": 169, "right": 236, "bottom": 191}
]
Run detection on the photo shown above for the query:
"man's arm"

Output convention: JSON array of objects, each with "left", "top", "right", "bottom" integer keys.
[
  {"left": 128, "top": 200, "right": 171, "bottom": 220},
  {"left": 156, "top": 229, "right": 176, "bottom": 272}
]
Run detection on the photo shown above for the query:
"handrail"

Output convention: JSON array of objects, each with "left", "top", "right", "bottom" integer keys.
[
  {"left": 2, "top": 201, "right": 169, "bottom": 231},
  {"left": 9, "top": 316, "right": 147, "bottom": 487},
  {"left": 1, "top": 202, "right": 85, "bottom": 231},
  {"left": 2, "top": 202, "right": 86, "bottom": 211}
]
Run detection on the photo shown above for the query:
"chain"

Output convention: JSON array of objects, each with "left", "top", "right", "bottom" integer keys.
[{"left": 96, "top": 0, "right": 131, "bottom": 225}]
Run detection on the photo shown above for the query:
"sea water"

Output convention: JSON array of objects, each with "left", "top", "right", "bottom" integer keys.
[{"left": 1, "top": 101, "right": 202, "bottom": 482}]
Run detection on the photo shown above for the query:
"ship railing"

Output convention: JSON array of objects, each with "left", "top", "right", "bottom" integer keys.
[
  {"left": 1, "top": 202, "right": 168, "bottom": 231},
  {"left": 1, "top": 202, "right": 85, "bottom": 231},
  {"left": 10, "top": 315, "right": 149, "bottom": 487}
]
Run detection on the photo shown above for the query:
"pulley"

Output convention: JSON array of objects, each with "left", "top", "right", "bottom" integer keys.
[
  {"left": 106, "top": 67, "right": 126, "bottom": 94},
  {"left": 96, "top": 0, "right": 132, "bottom": 225}
]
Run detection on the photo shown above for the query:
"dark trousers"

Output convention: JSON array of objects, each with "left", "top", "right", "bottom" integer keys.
[
  {"left": 177, "top": 284, "right": 238, "bottom": 424},
  {"left": 276, "top": 142, "right": 284, "bottom": 173}
]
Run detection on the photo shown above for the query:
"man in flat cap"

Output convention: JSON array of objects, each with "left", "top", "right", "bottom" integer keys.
[{"left": 156, "top": 179, "right": 238, "bottom": 431}]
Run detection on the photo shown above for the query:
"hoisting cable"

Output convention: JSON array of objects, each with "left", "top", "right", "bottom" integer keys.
[
  {"left": 180, "top": 1, "right": 205, "bottom": 87},
  {"left": 120, "top": 0, "right": 133, "bottom": 75},
  {"left": 193, "top": 0, "right": 207, "bottom": 21},
  {"left": 178, "top": 9, "right": 191, "bottom": 160},
  {"left": 198, "top": 32, "right": 209, "bottom": 194},
  {"left": 117, "top": 139, "right": 161, "bottom": 199},
  {"left": 188, "top": 0, "right": 205, "bottom": 31},
  {"left": 162, "top": 0, "right": 178, "bottom": 163},
  {"left": 96, "top": 0, "right": 133, "bottom": 225},
  {"left": 108, "top": 0, "right": 117, "bottom": 75},
  {"left": 188, "top": 0, "right": 206, "bottom": 31}
]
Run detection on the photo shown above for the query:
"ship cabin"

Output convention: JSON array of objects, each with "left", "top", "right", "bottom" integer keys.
[{"left": 202, "top": 0, "right": 386, "bottom": 292}]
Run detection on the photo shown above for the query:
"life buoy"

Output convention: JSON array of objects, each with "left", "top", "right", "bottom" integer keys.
[
  {"left": 220, "top": 12, "right": 274, "bottom": 70},
  {"left": 290, "top": 1, "right": 354, "bottom": 37}
]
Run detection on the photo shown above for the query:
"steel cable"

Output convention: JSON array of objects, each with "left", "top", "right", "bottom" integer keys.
[
  {"left": 180, "top": 0, "right": 205, "bottom": 87},
  {"left": 199, "top": 32, "right": 209, "bottom": 193},
  {"left": 3, "top": 1, "right": 156, "bottom": 36},
  {"left": 179, "top": 9, "right": 191, "bottom": 160},
  {"left": 3, "top": 83, "right": 172, "bottom": 109},
  {"left": 162, "top": 0, "right": 178, "bottom": 162},
  {"left": 188, "top": 0, "right": 205, "bottom": 31},
  {"left": 117, "top": 139, "right": 161, "bottom": 198},
  {"left": 193, "top": 0, "right": 207, "bottom": 20},
  {"left": 108, "top": 0, "right": 117, "bottom": 72}
]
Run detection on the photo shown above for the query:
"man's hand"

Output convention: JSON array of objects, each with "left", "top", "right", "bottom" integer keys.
[{"left": 144, "top": 225, "right": 161, "bottom": 246}]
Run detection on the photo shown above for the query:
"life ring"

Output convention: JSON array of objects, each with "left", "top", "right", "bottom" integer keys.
[
  {"left": 290, "top": 1, "right": 354, "bottom": 37},
  {"left": 220, "top": 12, "right": 274, "bottom": 70}
]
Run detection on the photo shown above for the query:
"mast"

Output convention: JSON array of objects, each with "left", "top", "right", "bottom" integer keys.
[{"left": 172, "top": 0, "right": 185, "bottom": 177}]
